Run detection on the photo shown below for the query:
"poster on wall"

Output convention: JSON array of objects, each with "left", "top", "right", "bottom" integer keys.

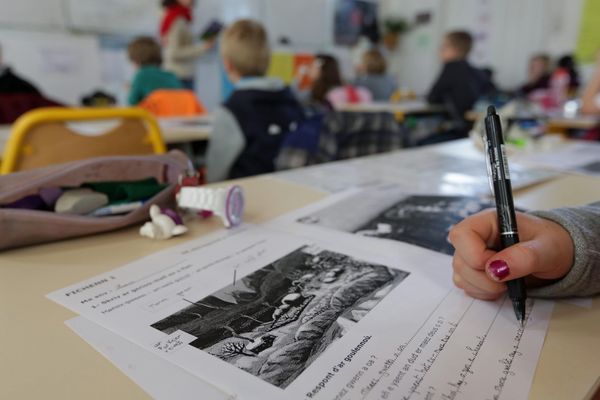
[
  {"left": 575, "top": 0, "right": 600, "bottom": 63},
  {"left": 334, "top": 0, "right": 379, "bottom": 46},
  {"left": 471, "top": 0, "right": 492, "bottom": 66}
]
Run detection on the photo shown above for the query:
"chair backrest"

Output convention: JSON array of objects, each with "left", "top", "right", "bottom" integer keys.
[
  {"left": 317, "top": 111, "right": 405, "bottom": 163},
  {"left": 1, "top": 107, "right": 166, "bottom": 174},
  {"left": 0, "top": 93, "right": 63, "bottom": 124},
  {"left": 139, "top": 89, "right": 207, "bottom": 117},
  {"left": 275, "top": 114, "right": 325, "bottom": 170}
]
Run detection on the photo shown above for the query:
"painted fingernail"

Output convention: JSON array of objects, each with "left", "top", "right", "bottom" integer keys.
[{"left": 488, "top": 260, "right": 510, "bottom": 281}]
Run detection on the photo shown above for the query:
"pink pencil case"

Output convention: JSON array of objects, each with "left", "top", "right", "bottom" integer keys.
[{"left": 0, "top": 150, "right": 190, "bottom": 251}]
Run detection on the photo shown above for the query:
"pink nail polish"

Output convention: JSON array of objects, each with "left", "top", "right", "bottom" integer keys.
[{"left": 488, "top": 260, "right": 510, "bottom": 280}]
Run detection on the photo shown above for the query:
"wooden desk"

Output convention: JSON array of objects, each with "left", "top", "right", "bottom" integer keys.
[
  {"left": 465, "top": 110, "right": 600, "bottom": 133},
  {"left": 2, "top": 146, "right": 600, "bottom": 399},
  {"left": 0, "top": 177, "right": 325, "bottom": 400},
  {"left": 546, "top": 115, "right": 600, "bottom": 133},
  {"left": 158, "top": 115, "right": 213, "bottom": 144},
  {"left": 337, "top": 100, "right": 446, "bottom": 120}
]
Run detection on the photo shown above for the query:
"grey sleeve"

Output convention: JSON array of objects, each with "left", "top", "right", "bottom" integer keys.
[
  {"left": 205, "top": 107, "right": 245, "bottom": 183},
  {"left": 528, "top": 201, "right": 600, "bottom": 298}
]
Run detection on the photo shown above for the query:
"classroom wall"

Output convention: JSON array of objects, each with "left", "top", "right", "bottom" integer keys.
[
  {"left": 0, "top": 29, "right": 102, "bottom": 105},
  {"left": 0, "top": 0, "right": 590, "bottom": 105},
  {"left": 65, "top": 0, "right": 160, "bottom": 36},
  {"left": 0, "top": 0, "right": 66, "bottom": 30},
  {"left": 380, "top": 0, "right": 585, "bottom": 95}
]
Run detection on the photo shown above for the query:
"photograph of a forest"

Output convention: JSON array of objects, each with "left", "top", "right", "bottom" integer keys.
[{"left": 151, "top": 246, "right": 409, "bottom": 389}]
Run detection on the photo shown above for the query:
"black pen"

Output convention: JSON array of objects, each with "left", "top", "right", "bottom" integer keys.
[{"left": 484, "top": 105, "right": 527, "bottom": 326}]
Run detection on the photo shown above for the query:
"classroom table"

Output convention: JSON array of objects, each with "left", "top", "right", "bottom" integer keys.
[
  {"left": 2, "top": 141, "right": 600, "bottom": 400},
  {"left": 465, "top": 110, "right": 600, "bottom": 134},
  {"left": 546, "top": 115, "right": 600, "bottom": 133},
  {"left": 337, "top": 100, "right": 446, "bottom": 120},
  {"left": 158, "top": 115, "right": 213, "bottom": 144}
]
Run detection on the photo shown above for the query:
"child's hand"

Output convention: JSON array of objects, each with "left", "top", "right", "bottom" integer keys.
[{"left": 448, "top": 209, "right": 574, "bottom": 300}]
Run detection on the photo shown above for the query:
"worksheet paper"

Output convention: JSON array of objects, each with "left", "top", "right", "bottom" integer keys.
[
  {"left": 270, "top": 185, "right": 495, "bottom": 256},
  {"left": 66, "top": 316, "right": 233, "bottom": 400},
  {"left": 518, "top": 141, "right": 600, "bottom": 176},
  {"left": 48, "top": 224, "right": 553, "bottom": 400},
  {"left": 274, "top": 150, "right": 557, "bottom": 195}
]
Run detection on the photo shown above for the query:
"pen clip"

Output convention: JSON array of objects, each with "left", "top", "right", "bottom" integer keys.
[{"left": 484, "top": 140, "right": 495, "bottom": 196}]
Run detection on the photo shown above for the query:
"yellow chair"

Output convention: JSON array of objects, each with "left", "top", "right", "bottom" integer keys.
[{"left": 1, "top": 107, "right": 166, "bottom": 174}]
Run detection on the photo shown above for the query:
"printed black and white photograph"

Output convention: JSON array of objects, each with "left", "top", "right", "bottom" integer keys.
[
  {"left": 150, "top": 246, "right": 409, "bottom": 389},
  {"left": 297, "top": 186, "right": 493, "bottom": 255}
]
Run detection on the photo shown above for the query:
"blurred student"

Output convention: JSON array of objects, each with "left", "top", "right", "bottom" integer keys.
[
  {"left": 160, "top": 0, "right": 214, "bottom": 89},
  {"left": 545, "top": 55, "right": 580, "bottom": 107},
  {"left": 552, "top": 55, "right": 580, "bottom": 93},
  {"left": 354, "top": 49, "right": 398, "bottom": 101},
  {"left": 581, "top": 53, "right": 600, "bottom": 115},
  {"left": 519, "top": 54, "right": 551, "bottom": 95},
  {"left": 205, "top": 20, "right": 304, "bottom": 182},
  {"left": 308, "top": 54, "right": 372, "bottom": 110},
  {"left": 0, "top": 45, "right": 40, "bottom": 95},
  {"left": 127, "top": 37, "right": 183, "bottom": 105},
  {"left": 427, "top": 31, "right": 494, "bottom": 120}
]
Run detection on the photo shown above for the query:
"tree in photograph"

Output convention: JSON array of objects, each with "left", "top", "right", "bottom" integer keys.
[{"left": 221, "top": 342, "right": 256, "bottom": 358}]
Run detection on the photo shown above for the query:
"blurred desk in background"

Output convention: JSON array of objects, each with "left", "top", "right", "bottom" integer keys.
[
  {"left": 546, "top": 115, "right": 600, "bottom": 133},
  {"left": 465, "top": 110, "right": 600, "bottom": 135},
  {"left": 338, "top": 100, "right": 446, "bottom": 121},
  {"left": 158, "top": 115, "right": 213, "bottom": 144}
]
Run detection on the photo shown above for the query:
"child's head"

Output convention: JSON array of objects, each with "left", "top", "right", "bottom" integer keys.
[
  {"left": 128, "top": 37, "right": 162, "bottom": 68},
  {"left": 361, "top": 49, "right": 387, "bottom": 75},
  {"left": 557, "top": 54, "right": 576, "bottom": 72},
  {"left": 439, "top": 31, "right": 473, "bottom": 62},
  {"left": 528, "top": 54, "right": 550, "bottom": 79},
  {"left": 310, "top": 54, "right": 343, "bottom": 103},
  {"left": 221, "top": 19, "right": 270, "bottom": 82},
  {"left": 556, "top": 54, "right": 580, "bottom": 89}
]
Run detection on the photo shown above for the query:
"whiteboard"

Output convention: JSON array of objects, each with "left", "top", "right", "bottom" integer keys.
[
  {"left": 193, "top": 0, "right": 265, "bottom": 31},
  {"left": 263, "top": 0, "right": 334, "bottom": 47},
  {"left": 0, "top": 29, "right": 102, "bottom": 105},
  {"left": 65, "top": 0, "right": 266, "bottom": 37},
  {"left": 0, "top": 0, "right": 66, "bottom": 29},
  {"left": 65, "top": 0, "right": 160, "bottom": 36}
]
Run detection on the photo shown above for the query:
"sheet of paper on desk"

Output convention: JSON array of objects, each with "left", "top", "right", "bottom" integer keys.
[
  {"left": 271, "top": 185, "right": 496, "bottom": 256},
  {"left": 275, "top": 151, "right": 557, "bottom": 195},
  {"left": 66, "top": 316, "right": 234, "bottom": 400},
  {"left": 49, "top": 224, "right": 553, "bottom": 400},
  {"left": 519, "top": 141, "right": 600, "bottom": 176}
]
